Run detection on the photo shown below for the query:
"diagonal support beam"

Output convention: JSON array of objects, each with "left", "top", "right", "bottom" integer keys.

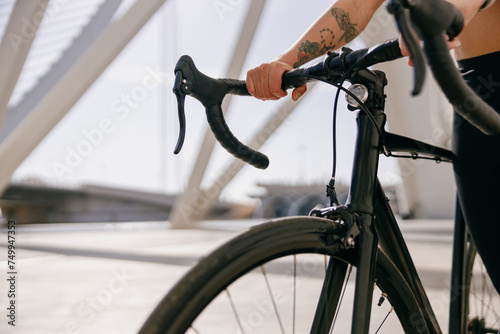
[
  {"left": 0, "top": 0, "right": 48, "bottom": 127},
  {"left": 0, "top": 0, "right": 169, "bottom": 194}
]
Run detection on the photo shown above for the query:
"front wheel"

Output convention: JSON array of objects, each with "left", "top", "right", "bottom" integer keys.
[{"left": 140, "top": 216, "right": 428, "bottom": 333}]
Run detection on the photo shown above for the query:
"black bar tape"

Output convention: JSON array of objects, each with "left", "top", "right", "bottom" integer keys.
[
  {"left": 364, "top": 39, "right": 403, "bottom": 66},
  {"left": 282, "top": 69, "right": 310, "bottom": 91},
  {"left": 424, "top": 35, "right": 500, "bottom": 135},
  {"left": 223, "top": 78, "right": 250, "bottom": 96},
  {"left": 350, "top": 38, "right": 404, "bottom": 73},
  {"left": 206, "top": 104, "right": 269, "bottom": 169}
]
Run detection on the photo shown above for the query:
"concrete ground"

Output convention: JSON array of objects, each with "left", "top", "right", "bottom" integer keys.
[{"left": 0, "top": 218, "right": 455, "bottom": 334}]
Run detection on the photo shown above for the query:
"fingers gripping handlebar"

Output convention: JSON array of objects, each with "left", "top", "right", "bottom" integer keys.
[{"left": 172, "top": 55, "right": 321, "bottom": 170}]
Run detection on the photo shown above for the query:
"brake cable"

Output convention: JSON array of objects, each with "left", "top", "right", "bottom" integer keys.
[{"left": 298, "top": 57, "right": 388, "bottom": 206}]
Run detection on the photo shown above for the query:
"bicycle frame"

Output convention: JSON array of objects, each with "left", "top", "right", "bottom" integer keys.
[
  {"left": 329, "top": 65, "right": 458, "bottom": 334},
  {"left": 171, "top": 37, "right": 480, "bottom": 333}
]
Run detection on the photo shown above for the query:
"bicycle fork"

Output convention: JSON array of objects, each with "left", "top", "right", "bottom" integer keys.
[{"left": 348, "top": 111, "right": 384, "bottom": 334}]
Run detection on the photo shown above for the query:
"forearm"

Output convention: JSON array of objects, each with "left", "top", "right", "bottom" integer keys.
[{"left": 276, "top": 0, "right": 385, "bottom": 68}]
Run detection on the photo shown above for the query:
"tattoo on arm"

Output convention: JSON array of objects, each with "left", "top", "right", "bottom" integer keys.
[
  {"left": 331, "top": 7, "right": 359, "bottom": 43},
  {"left": 293, "top": 28, "right": 335, "bottom": 68},
  {"left": 293, "top": 7, "right": 359, "bottom": 68}
]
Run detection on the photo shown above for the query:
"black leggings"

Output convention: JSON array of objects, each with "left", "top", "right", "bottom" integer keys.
[{"left": 454, "top": 51, "right": 500, "bottom": 294}]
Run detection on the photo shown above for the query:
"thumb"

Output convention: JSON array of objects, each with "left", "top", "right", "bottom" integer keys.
[{"left": 292, "top": 85, "right": 307, "bottom": 101}]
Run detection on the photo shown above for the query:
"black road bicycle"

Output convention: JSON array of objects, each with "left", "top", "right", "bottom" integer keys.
[{"left": 140, "top": 0, "right": 500, "bottom": 333}]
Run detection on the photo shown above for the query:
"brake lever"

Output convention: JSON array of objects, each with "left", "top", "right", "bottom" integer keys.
[
  {"left": 387, "top": 0, "right": 426, "bottom": 96},
  {"left": 173, "top": 71, "right": 188, "bottom": 154}
]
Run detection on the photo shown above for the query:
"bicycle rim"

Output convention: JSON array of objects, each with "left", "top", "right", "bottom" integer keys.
[
  {"left": 464, "top": 238, "right": 500, "bottom": 334},
  {"left": 139, "top": 216, "right": 427, "bottom": 334}
]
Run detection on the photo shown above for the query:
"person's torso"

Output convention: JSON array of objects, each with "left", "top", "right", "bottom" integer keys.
[{"left": 455, "top": 1, "right": 500, "bottom": 60}]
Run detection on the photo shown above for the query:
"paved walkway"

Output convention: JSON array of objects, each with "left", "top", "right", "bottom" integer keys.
[{"left": 0, "top": 218, "right": 454, "bottom": 334}]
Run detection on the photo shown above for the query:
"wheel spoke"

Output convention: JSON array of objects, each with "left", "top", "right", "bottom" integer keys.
[
  {"left": 293, "top": 255, "right": 297, "bottom": 334},
  {"left": 261, "top": 265, "right": 286, "bottom": 334},
  {"left": 331, "top": 265, "right": 353, "bottom": 332},
  {"left": 374, "top": 306, "right": 394, "bottom": 334},
  {"left": 225, "top": 289, "right": 245, "bottom": 333}
]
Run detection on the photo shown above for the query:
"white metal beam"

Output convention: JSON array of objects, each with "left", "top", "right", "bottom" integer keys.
[
  {"left": 0, "top": 0, "right": 168, "bottom": 194},
  {"left": 0, "top": 0, "right": 47, "bottom": 127},
  {"left": 0, "top": 0, "right": 123, "bottom": 143},
  {"left": 169, "top": 0, "right": 267, "bottom": 227}
]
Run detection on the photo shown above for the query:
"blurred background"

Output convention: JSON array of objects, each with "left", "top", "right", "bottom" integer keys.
[{"left": 0, "top": 1, "right": 460, "bottom": 333}]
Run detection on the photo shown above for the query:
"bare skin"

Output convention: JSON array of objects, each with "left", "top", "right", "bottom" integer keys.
[
  {"left": 246, "top": 0, "right": 499, "bottom": 101},
  {"left": 246, "top": 0, "right": 385, "bottom": 101},
  {"left": 453, "top": 0, "right": 500, "bottom": 60}
]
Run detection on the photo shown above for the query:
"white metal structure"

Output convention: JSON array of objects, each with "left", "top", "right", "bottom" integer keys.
[{"left": 0, "top": 0, "right": 168, "bottom": 193}]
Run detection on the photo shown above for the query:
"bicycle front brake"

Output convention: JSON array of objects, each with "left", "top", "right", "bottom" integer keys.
[
  {"left": 172, "top": 55, "right": 270, "bottom": 169},
  {"left": 387, "top": 0, "right": 426, "bottom": 96},
  {"left": 173, "top": 71, "right": 188, "bottom": 154}
]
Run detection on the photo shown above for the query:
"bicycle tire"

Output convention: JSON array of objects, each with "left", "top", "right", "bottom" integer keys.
[
  {"left": 139, "top": 216, "right": 428, "bottom": 334},
  {"left": 462, "top": 233, "right": 500, "bottom": 334}
]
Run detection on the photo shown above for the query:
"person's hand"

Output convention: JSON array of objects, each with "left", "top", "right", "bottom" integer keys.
[
  {"left": 246, "top": 60, "right": 307, "bottom": 101},
  {"left": 398, "top": 34, "right": 461, "bottom": 66}
]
